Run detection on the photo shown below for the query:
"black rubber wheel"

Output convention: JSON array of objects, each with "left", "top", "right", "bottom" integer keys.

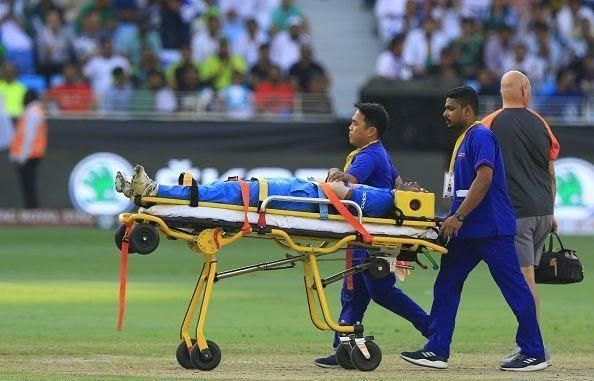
[
  {"left": 190, "top": 340, "right": 221, "bottom": 371},
  {"left": 129, "top": 224, "right": 160, "bottom": 255},
  {"left": 115, "top": 224, "right": 136, "bottom": 253},
  {"left": 176, "top": 339, "right": 197, "bottom": 369},
  {"left": 367, "top": 258, "right": 390, "bottom": 279},
  {"left": 350, "top": 341, "right": 382, "bottom": 371},
  {"left": 336, "top": 343, "right": 355, "bottom": 370}
]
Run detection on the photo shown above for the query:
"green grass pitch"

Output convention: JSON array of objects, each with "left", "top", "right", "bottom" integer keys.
[{"left": 0, "top": 228, "right": 592, "bottom": 380}]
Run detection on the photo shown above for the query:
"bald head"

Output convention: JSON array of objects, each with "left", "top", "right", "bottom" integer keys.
[{"left": 500, "top": 70, "right": 531, "bottom": 108}]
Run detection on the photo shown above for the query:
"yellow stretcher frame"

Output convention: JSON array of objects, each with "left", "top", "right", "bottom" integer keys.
[{"left": 117, "top": 197, "right": 447, "bottom": 370}]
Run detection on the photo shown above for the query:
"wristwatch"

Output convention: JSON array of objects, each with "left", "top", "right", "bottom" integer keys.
[{"left": 454, "top": 211, "right": 466, "bottom": 222}]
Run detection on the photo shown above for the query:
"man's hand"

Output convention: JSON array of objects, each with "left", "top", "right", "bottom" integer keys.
[
  {"left": 327, "top": 169, "right": 349, "bottom": 183},
  {"left": 551, "top": 216, "right": 558, "bottom": 233},
  {"left": 439, "top": 215, "right": 462, "bottom": 239},
  {"left": 396, "top": 181, "right": 427, "bottom": 192}
]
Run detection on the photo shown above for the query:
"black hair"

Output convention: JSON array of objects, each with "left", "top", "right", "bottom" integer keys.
[
  {"left": 445, "top": 86, "right": 479, "bottom": 115},
  {"left": 24, "top": 89, "right": 39, "bottom": 106},
  {"left": 353, "top": 102, "right": 389, "bottom": 138},
  {"left": 112, "top": 67, "right": 125, "bottom": 76}
]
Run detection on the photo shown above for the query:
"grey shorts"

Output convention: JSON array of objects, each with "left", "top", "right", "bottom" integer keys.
[{"left": 514, "top": 215, "right": 554, "bottom": 267}]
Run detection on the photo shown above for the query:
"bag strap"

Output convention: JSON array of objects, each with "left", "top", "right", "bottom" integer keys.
[{"left": 547, "top": 232, "right": 565, "bottom": 252}]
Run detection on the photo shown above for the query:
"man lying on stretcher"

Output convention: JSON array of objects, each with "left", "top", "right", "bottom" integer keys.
[{"left": 115, "top": 165, "right": 424, "bottom": 218}]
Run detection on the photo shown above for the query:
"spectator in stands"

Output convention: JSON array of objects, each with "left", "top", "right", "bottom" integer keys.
[
  {"left": 219, "top": 70, "right": 254, "bottom": 119},
  {"left": 167, "top": 45, "right": 199, "bottom": 90},
  {"left": 219, "top": 0, "right": 255, "bottom": 22},
  {"left": 148, "top": 69, "right": 176, "bottom": 112},
  {"left": 427, "top": 45, "right": 462, "bottom": 82},
  {"left": 36, "top": 9, "right": 73, "bottom": 84},
  {"left": 44, "top": 63, "right": 94, "bottom": 113},
  {"left": 548, "top": 69, "right": 584, "bottom": 120},
  {"left": 451, "top": 17, "right": 484, "bottom": 79},
  {"left": 178, "top": 65, "right": 214, "bottom": 112},
  {"left": 556, "top": 0, "right": 594, "bottom": 47},
  {"left": 518, "top": 2, "right": 553, "bottom": 38},
  {"left": 26, "top": 0, "right": 64, "bottom": 35},
  {"left": 0, "top": 1, "right": 34, "bottom": 74},
  {"left": 132, "top": 47, "right": 162, "bottom": 87},
  {"left": 402, "top": 16, "right": 450, "bottom": 77},
  {"left": 502, "top": 42, "right": 545, "bottom": 88},
  {"left": 568, "top": 16, "right": 594, "bottom": 60},
  {"left": 76, "top": 0, "right": 115, "bottom": 33},
  {"left": 375, "top": 34, "right": 413, "bottom": 80},
  {"left": 160, "top": 0, "right": 191, "bottom": 49},
  {"left": 253, "top": 0, "right": 278, "bottom": 33},
  {"left": 249, "top": 43, "right": 277, "bottom": 88},
  {"left": 270, "top": 15, "right": 308, "bottom": 73},
  {"left": 374, "top": 0, "right": 407, "bottom": 43},
  {"left": 234, "top": 18, "right": 268, "bottom": 68},
  {"left": 288, "top": 44, "right": 328, "bottom": 93},
  {"left": 9, "top": 89, "right": 46, "bottom": 209},
  {"left": 431, "top": 0, "right": 461, "bottom": 41},
  {"left": 83, "top": 36, "right": 131, "bottom": 106},
  {"left": 112, "top": 3, "right": 142, "bottom": 65},
  {"left": 254, "top": 65, "right": 294, "bottom": 115},
  {"left": 271, "top": 0, "right": 303, "bottom": 32},
  {"left": 475, "top": 67, "right": 500, "bottom": 95},
  {"left": 73, "top": 10, "right": 103, "bottom": 62},
  {"left": 191, "top": 13, "right": 221, "bottom": 63},
  {"left": 103, "top": 66, "right": 132, "bottom": 113},
  {"left": 221, "top": 7, "right": 244, "bottom": 46},
  {"left": 526, "top": 22, "right": 564, "bottom": 84},
  {"left": 0, "top": 62, "right": 26, "bottom": 121},
  {"left": 483, "top": 0, "right": 519, "bottom": 32},
  {"left": 200, "top": 37, "right": 247, "bottom": 91},
  {"left": 484, "top": 24, "right": 515, "bottom": 76},
  {"left": 576, "top": 53, "right": 594, "bottom": 96},
  {"left": 301, "top": 72, "right": 333, "bottom": 115},
  {"left": 460, "top": 0, "right": 490, "bottom": 19}
]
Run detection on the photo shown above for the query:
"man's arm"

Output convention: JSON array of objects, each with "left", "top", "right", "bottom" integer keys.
[
  {"left": 440, "top": 165, "right": 493, "bottom": 238},
  {"left": 327, "top": 168, "right": 359, "bottom": 184},
  {"left": 549, "top": 159, "right": 557, "bottom": 232}
]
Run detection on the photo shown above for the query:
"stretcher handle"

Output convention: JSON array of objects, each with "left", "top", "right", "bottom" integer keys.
[{"left": 260, "top": 196, "right": 364, "bottom": 223}]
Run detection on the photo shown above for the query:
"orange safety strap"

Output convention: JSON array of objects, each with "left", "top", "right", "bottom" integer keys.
[
  {"left": 320, "top": 183, "right": 373, "bottom": 244},
  {"left": 345, "top": 244, "right": 354, "bottom": 291},
  {"left": 239, "top": 181, "right": 252, "bottom": 235},
  {"left": 117, "top": 224, "right": 132, "bottom": 331}
]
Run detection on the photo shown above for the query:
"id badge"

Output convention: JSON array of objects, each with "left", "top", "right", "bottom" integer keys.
[{"left": 443, "top": 172, "right": 454, "bottom": 198}]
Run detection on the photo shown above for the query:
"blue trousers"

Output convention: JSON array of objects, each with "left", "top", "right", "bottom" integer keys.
[
  {"left": 424, "top": 235, "right": 544, "bottom": 359},
  {"left": 332, "top": 246, "right": 430, "bottom": 348}
]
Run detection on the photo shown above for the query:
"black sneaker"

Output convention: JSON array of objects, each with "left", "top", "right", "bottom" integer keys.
[
  {"left": 314, "top": 353, "right": 339, "bottom": 368},
  {"left": 400, "top": 350, "right": 448, "bottom": 369},
  {"left": 500, "top": 353, "right": 549, "bottom": 372}
]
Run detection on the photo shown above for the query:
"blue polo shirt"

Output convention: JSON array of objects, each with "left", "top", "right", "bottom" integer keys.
[
  {"left": 452, "top": 125, "right": 516, "bottom": 238},
  {"left": 347, "top": 141, "right": 398, "bottom": 189}
]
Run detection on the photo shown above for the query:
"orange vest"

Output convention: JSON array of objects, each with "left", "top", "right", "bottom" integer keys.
[{"left": 10, "top": 103, "right": 47, "bottom": 159}]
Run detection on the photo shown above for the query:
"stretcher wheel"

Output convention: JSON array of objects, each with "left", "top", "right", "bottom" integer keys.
[
  {"left": 129, "top": 224, "right": 160, "bottom": 255},
  {"left": 336, "top": 343, "right": 355, "bottom": 369},
  {"left": 176, "top": 339, "right": 197, "bottom": 369},
  {"left": 367, "top": 258, "right": 390, "bottom": 279},
  {"left": 350, "top": 341, "right": 382, "bottom": 371},
  {"left": 115, "top": 224, "right": 136, "bottom": 253},
  {"left": 190, "top": 340, "right": 221, "bottom": 371}
]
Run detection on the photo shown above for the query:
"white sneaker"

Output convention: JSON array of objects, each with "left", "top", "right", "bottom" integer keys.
[
  {"left": 114, "top": 171, "right": 134, "bottom": 198},
  {"left": 131, "top": 165, "right": 158, "bottom": 197}
]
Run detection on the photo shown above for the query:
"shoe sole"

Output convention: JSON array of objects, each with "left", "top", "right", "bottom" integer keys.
[
  {"left": 400, "top": 354, "right": 448, "bottom": 369},
  {"left": 313, "top": 362, "right": 340, "bottom": 369},
  {"left": 500, "top": 362, "right": 549, "bottom": 372}
]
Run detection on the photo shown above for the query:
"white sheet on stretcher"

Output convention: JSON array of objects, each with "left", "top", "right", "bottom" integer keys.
[{"left": 142, "top": 205, "right": 438, "bottom": 240}]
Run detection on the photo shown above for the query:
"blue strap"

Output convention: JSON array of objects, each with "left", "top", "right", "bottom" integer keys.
[{"left": 316, "top": 184, "right": 329, "bottom": 220}]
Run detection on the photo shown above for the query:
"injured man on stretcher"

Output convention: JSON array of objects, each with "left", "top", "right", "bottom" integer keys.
[{"left": 115, "top": 165, "right": 425, "bottom": 219}]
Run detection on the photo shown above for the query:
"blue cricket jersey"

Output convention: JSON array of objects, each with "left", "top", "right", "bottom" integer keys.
[
  {"left": 347, "top": 141, "right": 398, "bottom": 189},
  {"left": 452, "top": 125, "right": 517, "bottom": 238}
]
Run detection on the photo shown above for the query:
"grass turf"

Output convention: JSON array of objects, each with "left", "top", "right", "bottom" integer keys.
[{"left": 0, "top": 228, "right": 592, "bottom": 380}]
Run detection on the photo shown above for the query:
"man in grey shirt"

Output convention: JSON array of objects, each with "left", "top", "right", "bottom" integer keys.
[{"left": 482, "top": 70, "right": 560, "bottom": 364}]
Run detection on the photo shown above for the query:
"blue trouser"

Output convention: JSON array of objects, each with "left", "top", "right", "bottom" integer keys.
[
  {"left": 332, "top": 246, "right": 430, "bottom": 348},
  {"left": 424, "top": 235, "right": 544, "bottom": 359}
]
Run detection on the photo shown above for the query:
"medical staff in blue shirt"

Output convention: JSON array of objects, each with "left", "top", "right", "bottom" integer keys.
[
  {"left": 314, "top": 102, "right": 431, "bottom": 368},
  {"left": 400, "top": 86, "right": 547, "bottom": 372}
]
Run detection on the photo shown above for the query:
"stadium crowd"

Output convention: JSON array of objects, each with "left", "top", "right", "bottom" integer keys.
[
  {"left": 0, "top": 0, "right": 331, "bottom": 117},
  {"left": 372, "top": 0, "right": 594, "bottom": 119}
]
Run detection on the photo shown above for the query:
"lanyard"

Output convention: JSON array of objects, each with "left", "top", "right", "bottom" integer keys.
[
  {"left": 344, "top": 140, "right": 379, "bottom": 171},
  {"left": 448, "top": 121, "right": 481, "bottom": 172}
]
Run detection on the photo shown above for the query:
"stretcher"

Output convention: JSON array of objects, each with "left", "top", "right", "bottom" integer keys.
[{"left": 115, "top": 179, "right": 447, "bottom": 372}]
